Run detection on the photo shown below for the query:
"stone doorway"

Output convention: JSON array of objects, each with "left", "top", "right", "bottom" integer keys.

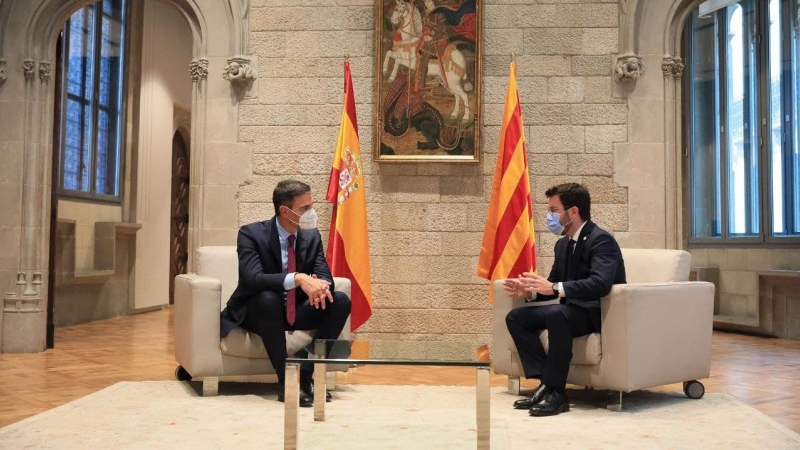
[{"left": 0, "top": 0, "right": 252, "bottom": 353}]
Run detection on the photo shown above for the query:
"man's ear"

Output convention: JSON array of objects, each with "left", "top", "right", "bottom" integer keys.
[{"left": 569, "top": 206, "right": 579, "bottom": 220}]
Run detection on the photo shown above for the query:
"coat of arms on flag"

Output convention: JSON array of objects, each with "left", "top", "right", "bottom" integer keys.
[
  {"left": 326, "top": 60, "right": 373, "bottom": 331},
  {"left": 336, "top": 147, "right": 363, "bottom": 205}
]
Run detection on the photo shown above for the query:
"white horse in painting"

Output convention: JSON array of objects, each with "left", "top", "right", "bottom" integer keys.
[{"left": 382, "top": 0, "right": 472, "bottom": 123}]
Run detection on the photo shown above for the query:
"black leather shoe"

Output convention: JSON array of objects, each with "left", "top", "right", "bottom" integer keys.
[
  {"left": 529, "top": 389, "right": 570, "bottom": 417},
  {"left": 301, "top": 379, "right": 333, "bottom": 403},
  {"left": 278, "top": 384, "right": 314, "bottom": 407},
  {"left": 513, "top": 384, "right": 550, "bottom": 409}
]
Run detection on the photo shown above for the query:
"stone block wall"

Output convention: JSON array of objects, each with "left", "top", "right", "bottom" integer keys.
[{"left": 239, "top": 0, "right": 629, "bottom": 344}]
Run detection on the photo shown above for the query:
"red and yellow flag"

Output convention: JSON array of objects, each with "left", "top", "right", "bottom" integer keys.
[
  {"left": 326, "top": 60, "right": 373, "bottom": 331},
  {"left": 476, "top": 62, "right": 535, "bottom": 302}
]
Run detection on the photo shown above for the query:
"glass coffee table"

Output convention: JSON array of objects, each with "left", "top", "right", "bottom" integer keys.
[{"left": 283, "top": 339, "right": 491, "bottom": 450}]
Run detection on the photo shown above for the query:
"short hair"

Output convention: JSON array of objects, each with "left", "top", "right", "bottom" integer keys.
[
  {"left": 272, "top": 179, "right": 311, "bottom": 217},
  {"left": 545, "top": 183, "right": 591, "bottom": 221}
]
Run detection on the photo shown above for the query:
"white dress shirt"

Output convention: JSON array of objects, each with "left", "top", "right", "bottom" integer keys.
[{"left": 275, "top": 219, "right": 297, "bottom": 290}]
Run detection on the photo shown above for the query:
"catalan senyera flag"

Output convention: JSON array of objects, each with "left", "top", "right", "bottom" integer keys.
[
  {"left": 326, "top": 60, "right": 373, "bottom": 331},
  {"left": 476, "top": 61, "right": 535, "bottom": 302}
]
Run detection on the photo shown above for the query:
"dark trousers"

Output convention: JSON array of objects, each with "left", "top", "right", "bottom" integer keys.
[
  {"left": 240, "top": 290, "right": 351, "bottom": 385},
  {"left": 505, "top": 303, "right": 599, "bottom": 390}
]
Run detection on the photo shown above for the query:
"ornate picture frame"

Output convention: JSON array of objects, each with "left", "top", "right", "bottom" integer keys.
[{"left": 374, "top": 0, "right": 482, "bottom": 163}]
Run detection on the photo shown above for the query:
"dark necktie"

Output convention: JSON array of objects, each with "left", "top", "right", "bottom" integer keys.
[
  {"left": 565, "top": 239, "right": 576, "bottom": 278},
  {"left": 286, "top": 234, "right": 296, "bottom": 326}
]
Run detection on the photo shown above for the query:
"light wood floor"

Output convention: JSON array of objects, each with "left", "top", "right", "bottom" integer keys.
[{"left": 1, "top": 308, "right": 799, "bottom": 433}]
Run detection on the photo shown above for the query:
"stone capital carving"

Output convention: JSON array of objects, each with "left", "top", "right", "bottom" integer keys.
[
  {"left": 662, "top": 57, "right": 685, "bottom": 78},
  {"left": 671, "top": 58, "right": 685, "bottom": 78},
  {"left": 23, "top": 59, "right": 35, "bottom": 81},
  {"left": 0, "top": 58, "right": 7, "bottom": 85},
  {"left": 223, "top": 57, "right": 255, "bottom": 85},
  {"left": 662, "top": 57, "right": 675, "bottom": 77},
  {"left": 38, "top": 61, "right": 51, "bottom": 83},
  {"left": 189, "top": 58, "right": 209, "bottom": 82},
  {"left": 615, "top": 54, "right": 645, "bottom": 82}
]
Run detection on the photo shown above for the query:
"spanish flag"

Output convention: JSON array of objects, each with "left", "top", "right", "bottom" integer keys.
[
  {"left": 476, "top": 62, "right": 535, "bottom": 302},
  {"left": 326, "top": 60, "right": 373, "bottom": 331}
]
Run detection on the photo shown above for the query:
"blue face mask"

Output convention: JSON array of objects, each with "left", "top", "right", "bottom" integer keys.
[{"left": 546, "top": 210, "right": 573, "bottom": 236}]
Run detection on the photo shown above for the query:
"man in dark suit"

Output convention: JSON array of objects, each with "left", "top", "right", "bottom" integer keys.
[
  {"left": 504, "top": 183, "right": 626, "bottom": 417},
  {"left": 220, "top": 179, "right": 351, "bottom": 407}
]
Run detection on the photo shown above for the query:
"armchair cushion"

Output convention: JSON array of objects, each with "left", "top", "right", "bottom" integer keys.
[
  {"left": 537, "top": 331, "right": 602, "bottom": 366},
  {"left": 221, "top": 329, "right": 314, "bottom": 359},
  {"left": 507, "top": 331, "right": 601, "bottom": 366}
]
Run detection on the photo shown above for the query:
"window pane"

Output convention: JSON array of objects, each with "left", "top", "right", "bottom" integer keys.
[
  {"left": 82, "top": 104, "right": 93, "bottom": 190},
  {"left": 62, "top": 4, "right": 97, "bottom": 193},
  {"left": 94, "top": 0, "right": 125, "bottom": 197},
  {"left": 60, "top": 0, "right": 126, "bottom": 199},
  {"left": 63, "top": 99, "right": 83, "bottom": 191},
  {"left": 83, "top": 4, "right": 96, "bottom": 106},
  {"left": 725, "top": 2, "right": 760, "bottom": 236},
  {"left": 788, "top": 0, "right": 800, "bottom": 236},
  {"left": 690, "top": 10, "right": 723, "bottom": 238},
  {"left": 769, "top": 0, "right": 784, "bottom": 234}
]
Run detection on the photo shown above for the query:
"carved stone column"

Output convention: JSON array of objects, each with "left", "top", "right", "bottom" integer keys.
[
  {"left": 3, "top": 57, "right": 49, "bottom": 353},
  {"left": 187, "top": 57, "right": 209, "bottom": 271},
  {"left": 661, "top": 55, "right": 685, "bottom": 250}
]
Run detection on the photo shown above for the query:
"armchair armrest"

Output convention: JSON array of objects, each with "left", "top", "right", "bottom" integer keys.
[
  {"left": 491, "top": 280, "right": 534, "bottom": 376},
  {"left": 599, "top": 281, "right": 715, "bottom": 392},
  {"left": 174, "top": 274, "right": 223, "bottom": 377},
  {"left": 332, "top": 276, "right": 352, "bottom": 340}
]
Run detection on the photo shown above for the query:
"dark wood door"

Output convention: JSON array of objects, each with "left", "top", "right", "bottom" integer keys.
[{"left": 169, "top": 131, "right": 190, "bottom": 304}]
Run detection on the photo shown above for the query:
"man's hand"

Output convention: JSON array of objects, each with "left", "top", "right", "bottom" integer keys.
[
  {"left": 296, "top": 274, "right": 333, "bottom": 309},
  {"left": 502, "top": 278, "right": 527, "bottom": 298},
  {"left": 518, "top": 272, "right": 555, "bottom": 296}
]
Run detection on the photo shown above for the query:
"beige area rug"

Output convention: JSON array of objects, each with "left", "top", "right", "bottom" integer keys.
[{"left": 2, "top": 381, "right": 799, "bottom": 449}]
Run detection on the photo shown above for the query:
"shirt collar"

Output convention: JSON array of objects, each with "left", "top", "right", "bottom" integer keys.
[
  {"left": 569, "top": 221, "right": 587, "bottom": 242},
  {"left": 275, "top": 218, "right": 295, "bottom": 242}
]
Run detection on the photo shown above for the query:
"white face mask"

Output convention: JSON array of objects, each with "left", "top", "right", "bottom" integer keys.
[{"left": 287, "top": 207, "right": 318, "bottom": 230}]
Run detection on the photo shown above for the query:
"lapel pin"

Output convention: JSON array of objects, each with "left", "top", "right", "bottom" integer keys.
[{"left": 583, "top": 236, "right": 587, "bottom": 241}]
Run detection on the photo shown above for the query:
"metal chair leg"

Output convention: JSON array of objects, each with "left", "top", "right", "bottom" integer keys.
[
  {"left": 607, "top": 391, "right": 622, "bottom": 412},
  {"left": 508, "top": 376, "right": 521, "bottom": 395},
  {"left": 326, "top": 371, "right": 337, "bottom": 391}
]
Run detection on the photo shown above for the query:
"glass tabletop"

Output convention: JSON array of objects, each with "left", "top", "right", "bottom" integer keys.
[{"left": 286, "top": 339, "right": 491, "bottom": 367}]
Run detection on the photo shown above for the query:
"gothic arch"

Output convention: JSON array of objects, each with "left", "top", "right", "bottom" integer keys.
[{"left": 0, "top": 0, "right": 251, "bottom": 352}]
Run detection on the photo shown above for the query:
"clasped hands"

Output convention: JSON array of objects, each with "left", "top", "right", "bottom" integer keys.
[
  {"left": 502, "top": 272, "right": 555, "bottom": 298},
  {"left": 295, "top": 273, "right": 334, "bottom": 309}
]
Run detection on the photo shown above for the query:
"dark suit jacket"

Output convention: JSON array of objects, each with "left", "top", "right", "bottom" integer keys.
[
  {"left": 220, "top": 218, "right": 334, "bottom": 338},
  {"left": 534, "top": 220, "right": 626, "bottom": 330}
]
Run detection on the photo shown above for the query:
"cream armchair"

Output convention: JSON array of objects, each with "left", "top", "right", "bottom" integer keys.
[
  {"left": 492, "top": 249, "right": 715, "bottom": 409},
  {"left": 174, "top": 246, "right": 351, "bottom": 396}
]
